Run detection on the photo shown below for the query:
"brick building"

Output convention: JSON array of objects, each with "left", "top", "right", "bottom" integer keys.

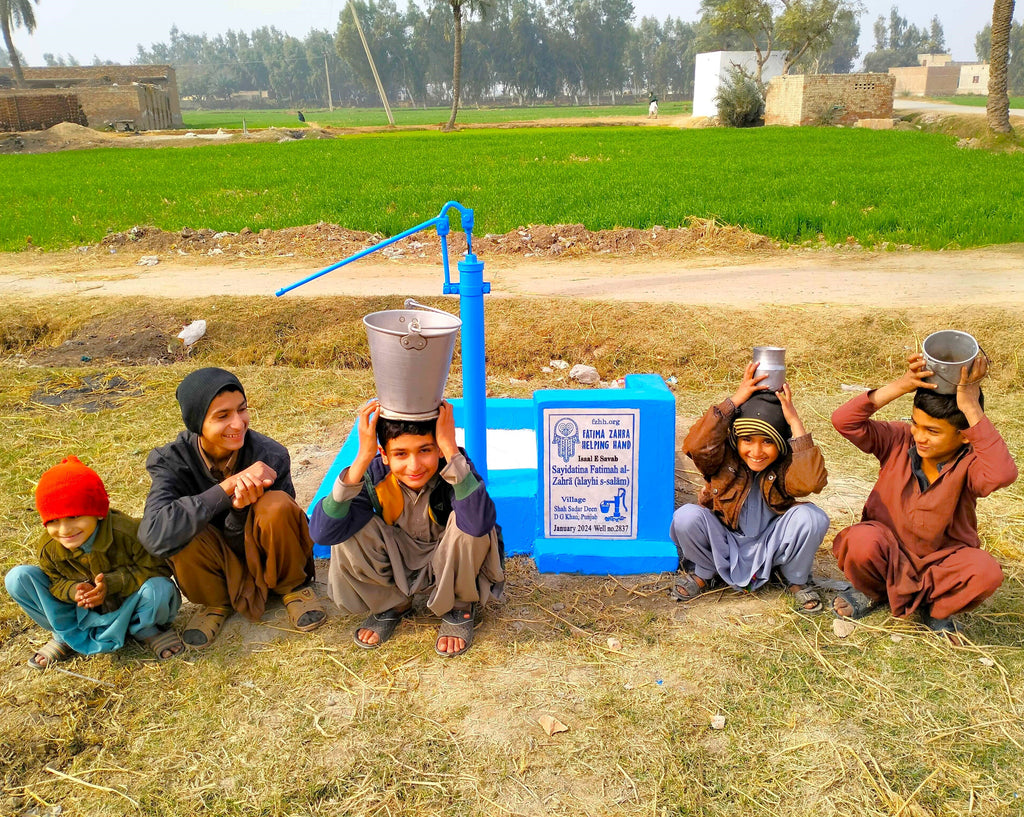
[
  {"left": 0, "top": 93, "right": 88, "bottom": 131},
  {"left": 764, "top": 73, "right": 895, "bottom": 127},
  {"left": 0, "top": 65, "right": 182, "bottom": 130}
]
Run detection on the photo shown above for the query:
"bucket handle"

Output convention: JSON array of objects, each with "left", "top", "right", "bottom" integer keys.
[
  {"left": 404, "top": 298, "right": 455, "bottom": 318},
  {"left": 927, "top": 346, "right": 990, "bottom": 388}
]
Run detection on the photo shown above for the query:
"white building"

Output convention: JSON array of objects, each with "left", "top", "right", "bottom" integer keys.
[
  {"left": 693, "top": 51, "right": 786, "bottom": 118},
  {"left": 957, "top": 62, "right": 989, "bottom": 94}
]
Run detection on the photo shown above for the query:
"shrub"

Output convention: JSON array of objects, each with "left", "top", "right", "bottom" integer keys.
[{"left": 715, "top": 65, "right": 764, "bottom": 128}]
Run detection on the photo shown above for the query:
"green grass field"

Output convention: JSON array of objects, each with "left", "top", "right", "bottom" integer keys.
[
  {"left": 182, "top": 102, "right": 691, "bottom": 130},
  {"left": 937, "top": 95, "right": 1024, "bottom": 108},
  {"left": 3, "top": 126, "right": 1024, "bottom": 252}
]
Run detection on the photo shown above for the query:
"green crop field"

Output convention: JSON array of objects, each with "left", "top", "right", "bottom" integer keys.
[
  {"left": 3, "top": 126, "right": 1023, "bottom": 252},
  {"left": 182, "top": 102, "right": 691, "bottom": 130}
]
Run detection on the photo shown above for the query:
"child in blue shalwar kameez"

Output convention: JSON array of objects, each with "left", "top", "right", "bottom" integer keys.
[{"left": 5, "top": 457, "right": 182, "bottom": 669}]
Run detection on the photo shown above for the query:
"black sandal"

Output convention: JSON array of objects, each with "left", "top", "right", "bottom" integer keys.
[
  {"left": 668, "top": 571, "right": 720, "bottom": 602},
  {"left": 435, "top": 605, "right": 476, "bottom": 657},
  {"left": 353, "top": 607, "right": 410, "bottom": 650},
  {"left": 922, "top": 610, "right": 962, "bottom": 644},
  {"left": 832, "top": 587, "right": 881, "bottom": 619}
]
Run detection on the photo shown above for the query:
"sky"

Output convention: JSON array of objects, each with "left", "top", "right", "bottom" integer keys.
[{"left": 11, "top": 1, "right": 1022, "bottom": 70}]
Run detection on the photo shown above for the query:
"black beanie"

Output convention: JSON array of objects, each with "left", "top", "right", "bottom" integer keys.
[
  {"left": 732, "top": 392, "right": 791, "bottom": 454},
  {"left": 175, "top": 367, "right": 245, "bottom": 434}
]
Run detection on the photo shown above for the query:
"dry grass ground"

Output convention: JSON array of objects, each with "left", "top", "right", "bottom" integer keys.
[{"left": 1, "top": 296, "right": 1022, "bottom": 816}]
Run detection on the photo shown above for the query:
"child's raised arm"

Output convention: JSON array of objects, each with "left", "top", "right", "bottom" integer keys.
[
  {"left": 870, "top": 352, "right": 937, "bottom": 409},
  {"left": 340, "top": 399, "right": 381, "bottom": 487},
  {"left": 730, "top": 361, "right": 770, "bottom": 408},
  {"left": 956, "top": 355, "right": 987, "bottom": 427},
  {"left": 776, "top": 383, "right": 807, "bottom": 439}
]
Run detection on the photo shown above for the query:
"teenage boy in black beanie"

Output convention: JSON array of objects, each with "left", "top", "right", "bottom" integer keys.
[{"left": 139, "top": 367, "right": 325, "bottom": 647}]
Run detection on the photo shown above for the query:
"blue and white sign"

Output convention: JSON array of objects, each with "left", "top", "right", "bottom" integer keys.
[{"left": 543, "top": 408, "right": 639, "bottom": 539}]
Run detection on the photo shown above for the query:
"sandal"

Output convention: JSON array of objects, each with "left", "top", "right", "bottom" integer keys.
[
  {"left": 788, "top": 584, "right": 825, "bottom": 614},
  {"left": 435, "top": 605, "right": 476, "bottom": 658},
  {"left": 142, "top": 628, "right": 185, "bottom": 661},
  {"left": 668, "top": 571, "right": 720, "bottom": 602},
  {"left": 353, "top": 607, "right": 411, "bottom": 650},
  {"left": 182, "top": 605, "right": 231, "bottom": 648},
  {"left": 282, "top": 586, "right": 326, "bottom": 632},
  {"left": 832, "top": 588, "right": 881, "bottom": 620},
  {"left": 28, "top": 638, "right": 75, "bottom": 670}
]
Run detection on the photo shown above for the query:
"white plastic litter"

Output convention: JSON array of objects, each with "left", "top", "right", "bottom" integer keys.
[{"left": 178, "top": 320, "right": 207, "bottom": 347}]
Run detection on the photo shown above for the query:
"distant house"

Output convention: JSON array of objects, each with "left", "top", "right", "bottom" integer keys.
[
  {"left": 957, "top": 63, "right": 989, "bottom": 95},
  {"left": 693, "top": 51, "right": 786, "bottom": 118}
]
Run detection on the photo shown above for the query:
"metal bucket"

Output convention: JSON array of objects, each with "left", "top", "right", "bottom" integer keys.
[
  {"left": 364, "top": 303, "right": 461, "bottom": 420},
  {"left": 922, "top": 330, "right": 980, "bottom": 394},
  {"left": 752, "top": 346, "right": 786, "bottom": 392}
]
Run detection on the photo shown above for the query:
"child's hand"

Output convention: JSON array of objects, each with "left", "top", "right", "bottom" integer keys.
[
  {"left": 76, "top": 574, "right": 107, "bottom": 608},
  {"left": 956, "top": 354, "right": 987, "bottom": 426},
  {"left": 435, "top": 401, "right": 459, "bottom": 460},
  {"left": 896, "top": 352, "right": 936, "bottom": 395},
  {"left": 870, "top": 352, "right": 938, "bottom": 410},
  {"left": 228, "top": 461, "right": 276, "bottom": 509},
  {"left": 355, "top": 399, "right": 381, "bottom": 461},
  {"left": 777, "top": 383, "right": 808, "bottom": 438},
  {"left": 730, "top": 361, "right": 769, "bottom": 407},
  {"left": 341, "top": 399, "right": 381, "bottom": 486},
  {"left": 74, "top": 581, "right": 95, "bottom": 606}
]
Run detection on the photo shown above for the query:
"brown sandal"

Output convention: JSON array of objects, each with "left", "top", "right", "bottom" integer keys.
[
  {"left": 282, "top": 587, "right": 326, "bottom": 632},
  {"left": 182, "top": 606, "right": 231, "bottom": 648},
  {"left": 28, "top": 638, "right": 76, "bottom": 670},
  {"left": 142, "top": 628, "right": 185, "bottom": 660}
]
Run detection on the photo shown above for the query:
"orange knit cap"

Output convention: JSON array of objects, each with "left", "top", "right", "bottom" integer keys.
[{"left": 34, "top": 456, "right": 110, "bottom": 524}]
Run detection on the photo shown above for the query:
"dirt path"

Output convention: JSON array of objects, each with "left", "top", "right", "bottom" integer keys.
[{"left": 4, "top": 244, "right": 1024, "bottom": 306}]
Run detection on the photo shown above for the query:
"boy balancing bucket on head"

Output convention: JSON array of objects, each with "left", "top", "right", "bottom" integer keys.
[{"left": 312, "top": 301, "right": 504, "bottom": 658}]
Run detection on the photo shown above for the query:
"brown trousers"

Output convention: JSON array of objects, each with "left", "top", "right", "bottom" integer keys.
[
  {"left": 170, "top": 490, "right": 316, "bottom": 621},
  {"left": 833, "top": 521, "right": 1003, "bottom": 619},
  {"left": 327, "top": 514, "right": 504, "bottom": 617}
]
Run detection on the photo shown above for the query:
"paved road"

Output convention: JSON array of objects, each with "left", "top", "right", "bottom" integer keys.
[{"left": 893, "top": 98, "right": 1024, "bottom": 117}]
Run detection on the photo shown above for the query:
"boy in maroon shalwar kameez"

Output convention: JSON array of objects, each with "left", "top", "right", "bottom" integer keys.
[{"left": 830, "top": 352, "right": 1017, "bottom": 640}]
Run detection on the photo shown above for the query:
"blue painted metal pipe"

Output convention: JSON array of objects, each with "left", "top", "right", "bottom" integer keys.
[
  {"left": 274, "top": 201, "right": 490, "bottom": 477},
  {"left": 458, "top": 252, "right": 488, "bottom": 481}
]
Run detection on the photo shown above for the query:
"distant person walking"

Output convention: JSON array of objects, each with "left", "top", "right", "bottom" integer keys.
[{"left": 648, "top": 94, "right": 659, "bottom": 119}]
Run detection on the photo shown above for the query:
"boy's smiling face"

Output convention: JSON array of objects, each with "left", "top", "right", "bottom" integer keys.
[
  {"left": 381, "top": 432, "right": 441, "bottom": 490},
  {"left": 911, "top": 408, "right": 968, "bottom": 465},
  {"left": 201, "top": 389, "right": 249, "bottom": 460},
  {"left": 736, "top": 433, "right": 780, "bottom": 472},
  {"left": 45, "top": 515, "right": 100, "bottom": 550}
]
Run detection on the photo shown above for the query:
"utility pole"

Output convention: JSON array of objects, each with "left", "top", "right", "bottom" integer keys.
[
  {"left": 324, "top": 53, "right": 334, "bottom": 111},
  {"left": 350, "top": 2, "right": 395, "bottom": 125}
]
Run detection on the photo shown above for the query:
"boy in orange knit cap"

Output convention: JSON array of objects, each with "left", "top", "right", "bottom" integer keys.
[{"left": 5, "top": 457, "right": 182, "bottom": 669}]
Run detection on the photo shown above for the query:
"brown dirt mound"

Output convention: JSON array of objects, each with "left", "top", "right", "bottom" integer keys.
[{"left": 96, "top": 218, "right": 776, "bottom": 262}]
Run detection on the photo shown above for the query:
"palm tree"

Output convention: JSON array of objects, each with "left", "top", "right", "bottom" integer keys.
[
  {"left": 442, "top": 0, "right": 487, "bottom": 132},
  {"left": 986, "top": 0, "right": 1016, "bottom": 134},
  {"left": 0, "top": 0, "right": 38, "bottom": 87}
]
